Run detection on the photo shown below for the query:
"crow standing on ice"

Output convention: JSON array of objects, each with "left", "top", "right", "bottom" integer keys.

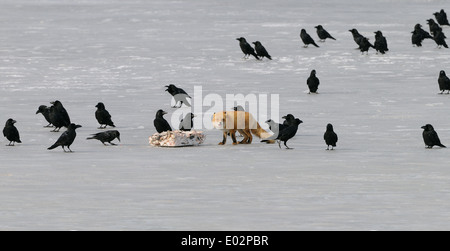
[
  {"left": 48, "top": 106, "right": 66, "bottom": 132},
  {"left": 87, "top": 130, "right": 121, "bottom": 145},
  {"left": 300, "top": 29, "right": 319, "bottom": 47},
  {"left": 349, "top": 28, "right": 365, "bottom": 49},
  {"left": 36, "top": 105, "right": 53, "bottom": 127},
  {"left": 323, "top": 123, "right": 338, "bottom": 150},
  {"left": 438, "top": 70, "right": 450, "bottom": 94},
  {"left": 252, "top": 41, "right": 272, "bottom": 60},
  {"left": 179, "top": 113, "right": 196, "bottom": 131},
  {"left": 434, "top": 9, "right": 450, "bottom": 26},
  {"left": 421, "top": 124, "right": 446, "bottom": 148},
  {"left": 154, "top": 109, "right": 172, "bottom": 133},
  {"left": 165, "top": 84, "right": 191, "bottom": 108},
  {"left": 3, "top": 118, "right": 21, "bottom": 146},
  {"left": 47, "top": 123, "right": 82, "bottom": 152},
  {"left": 433, "top": 27, "right": 448, "bottom": 48},
  {"left": 307, "top": 69, "right": 320, "bottom": 94},
  {"left": 411, "top": 24, "right": 433, "bottom": 47},
  {"left": 359, "top": 37, "right": 375, "bottom": 54},
  {"left": 49, "top": 100, "right": 71, "bottom": 132},
  {"left": 262, "top": 118, "right": 303, "bottom": 149},
  {"left": 95, "top": 102, "right": 115, "bottom": 129},
  {"left": 427, "top": 19, "right": 441, "bottom": 36},
  {"left": 374, "top": 30, "right": 389, "bottom": 54},
  {"left": 411, "top": 30, "right": 424, "bottom": 47},
  {"left": 236, "top": 37, "right": 260, "bottom": 60},
  {"left": 315, "top": 25, "right": 336, "bottom": 41}
]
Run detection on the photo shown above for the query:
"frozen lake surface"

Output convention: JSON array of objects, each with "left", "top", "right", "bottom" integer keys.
[{"left": 1, "top": 0, "right": 450, "bottom": 230}]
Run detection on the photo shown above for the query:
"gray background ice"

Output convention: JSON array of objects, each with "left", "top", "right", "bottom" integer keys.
[{"left": 1, "top": 0, "right": 450, "bottom": 230}]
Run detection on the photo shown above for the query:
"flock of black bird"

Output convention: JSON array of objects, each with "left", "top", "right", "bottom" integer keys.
[
  {"left": 233, "top": 9, "right": 450, "bottom": 149},
  {"left": 3, "top": 100, "right": 120, "bottom": 152},
  {"left": 3, "top": 9, "right": 450, "bottom": 151},
  {"left": 237, "top": 9, "right": 449, "bottom": 56}
]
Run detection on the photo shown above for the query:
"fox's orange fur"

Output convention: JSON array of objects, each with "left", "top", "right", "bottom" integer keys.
[{"left": 212, "top": 111, "right": 274, "bottom": 145}]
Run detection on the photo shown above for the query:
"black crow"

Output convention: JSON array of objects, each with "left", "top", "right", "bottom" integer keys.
[
  {"left": 236, "top": 37, "right": 259, "bottom": 60},
  {"left": 349, "top": 28, "right": 365, "bottom": 49},
  {"left": 411, "top": 30, "right": 424, "bottom": 47},
  {"left": 49, "top": 100, "right": 71, "bottom": 131},
  {"left": 165, "top": 84, "right": 191, "bottom": 108},
  {"left": 421, "top": 124, "right": 446, "bottom": 148},
  {"left": 47, "top": 123, "right": 82, "bottom": 152},
  {"left": 261, "top": 118, "right": 302, "bottom": 148},
  {"left": 95, "top": 102, "right": 115, "bottom": 129},
  {"left": 300, "top": 29, "right": 319, "bottom": 47},
  {"left": 315, "top": 25, "right": 336, "bottom": 41},
  {"left": 374, "top": 31, "right": 389, "bottom": 54},
  {"left": 438, "top": 70, "right": 450, "bottom": 94},
  {"left": 282, "top": 114, "right": 296, "bottom": 127},
  {"left": 433, "top": 27, "right": 448, "bottom": 48},
  {"left": 359, "top": 37, "right": 375, "bottom": 54},
  {"left": 307, "top": 69, "right": 320, "bottom": 94},
  {"left": 427, "top": 19, "right": 441, "bottom": 36},
  {"left": 274, "top": 119, "right": 303, "bottom": 149},
  {"left": 252, "top": 41, "right": 272, "bottom": 60},
  {"left": 154, "top": 109, "right": 172, "bottom": 133},
  {"left": 411, "top": 24, "right": 433, "bottom": 47},
  {"left": 48, "top": 106, "right": 66, "bottom": 132},
  {"left": 36, "top": 105, "right": 53, "bottom": 127},
  {"left": 3, "top": 118, "right": 21, "bottom": 146},
  {"left": 87, "top": 130, "right": 121, "bottom": 145},
  {"left": 434, "top": 9, "right": 450, "bottom": 26},
  {"left": 324, "top": 123, "right": 338, "bottom": 150},
  {"left": 179, "top": 113, "right": 196, "bottom": 131}
]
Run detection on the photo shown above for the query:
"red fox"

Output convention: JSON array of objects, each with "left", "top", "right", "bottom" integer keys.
[{"left": 212, "top": 111, "right": 275, "bottom": 145}]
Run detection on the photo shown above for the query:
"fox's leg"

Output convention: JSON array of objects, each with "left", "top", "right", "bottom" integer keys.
[
  {"left": 238, "top": 129, "right": 249, "bottom": 144},
  {"left": 246, "top": 130, "right": 253, "bottom": 144},
  {"left": 239, "top": 129, "right": 252, "bottom": 144},
  {"left": 230, "top": 130, "right": 238, "bottom": 145},
  {"left": 219, "top": 131, "right": 227, "bottom": 145}
]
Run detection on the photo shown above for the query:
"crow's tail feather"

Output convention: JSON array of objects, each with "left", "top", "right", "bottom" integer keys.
[{"left": 47, "top": 144, "right": 59, "bottom": 150}]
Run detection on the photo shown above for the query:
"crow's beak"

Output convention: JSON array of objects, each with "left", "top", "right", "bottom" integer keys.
[
  {"left": 162, "top": 111, "right": 168, "bottom": 115},
  {"left": 35, "top": 110, "right": 40, "bottom": 114},
  {"left": 76, "top": 125, "right": 82, "bottom": 129},
  {"left": 421, "top": 126, "right": 426, "bottom": 129},
  {"left": 12, "top": 120, "right": 17, "bottom": 124}
]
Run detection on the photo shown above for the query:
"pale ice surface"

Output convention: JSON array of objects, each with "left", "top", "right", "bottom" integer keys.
[{"left": 1, "top": 0, "right": 450, "bottom": 230}]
